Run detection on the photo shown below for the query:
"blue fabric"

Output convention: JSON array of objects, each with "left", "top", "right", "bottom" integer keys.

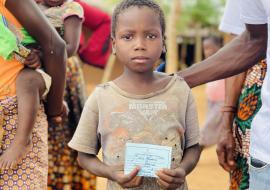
[
  {"left": 156, "top": 62, "right": 166, "bottom": 72},
  {"left": 249, "top": 157, "right": 270, "bottom": 190}
]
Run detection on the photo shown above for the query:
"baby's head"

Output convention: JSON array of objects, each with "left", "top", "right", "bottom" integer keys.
[{"left": 111, "top": 0, "right": 166, "bottom": 72}]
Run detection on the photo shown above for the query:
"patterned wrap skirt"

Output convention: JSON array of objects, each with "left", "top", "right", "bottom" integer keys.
[
  {"left": 0, "top": 96, "right": 48, "bottom": 190},
  {"left": 47, "top": 57, "right": 96, "bottom": 190},
  {"left": 230, "top": 60, "right": 267, "bottom": 190}
]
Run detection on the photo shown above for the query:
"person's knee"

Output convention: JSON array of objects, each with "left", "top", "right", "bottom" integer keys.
[{"left": 16, "top": 68, "right": 46, "bottom": 94}]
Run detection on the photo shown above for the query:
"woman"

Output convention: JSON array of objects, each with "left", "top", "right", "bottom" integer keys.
[
  {"left": 0, "top": 0, "right": 66, "bottom": 189},
  {"left": 33, "top": 0, "right": 96, "bottom": 189}
]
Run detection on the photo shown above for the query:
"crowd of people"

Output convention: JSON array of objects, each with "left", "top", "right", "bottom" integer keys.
[{"left": 0, "top": 0, "right": 270, "bottom": 190}]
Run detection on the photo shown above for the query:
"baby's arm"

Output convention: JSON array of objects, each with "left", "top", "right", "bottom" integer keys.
[
  {"left": 64, "top": 16, "right": 82, "bottom": 57},
  {"left": 77, "top": 152, "right": 142, "bottom": 188}
]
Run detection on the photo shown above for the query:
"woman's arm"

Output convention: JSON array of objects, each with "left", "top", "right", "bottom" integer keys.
[
  {"left": 6, "top": 0, "right": 67, "bottom": 116},
  {"left": 64, "top": 16, "right": 82, "bottom": 57}
]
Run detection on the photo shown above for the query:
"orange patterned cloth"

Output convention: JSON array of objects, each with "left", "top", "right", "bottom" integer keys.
[
  {"left": 47, "top": 58, "right": 96, "bottom": 190},
  {"left": 229, "top": 60, "right": 267, "bottom": 190},
  {"left": 0, "top": 96, "right": 48, "bottom": 189},
  {"left": 0, "top": 0, "right": 24, "bottom": 99}
]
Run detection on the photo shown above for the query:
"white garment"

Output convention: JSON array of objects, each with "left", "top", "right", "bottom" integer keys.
[
  {"left": 219, "top": 0, "right": 245, "bottom": 35},
  {"left": 239, "top": 0, "right": 270, "bottom": 164},
  {"left": 220, "top": 0, "right": 270, "bottom": 164}
]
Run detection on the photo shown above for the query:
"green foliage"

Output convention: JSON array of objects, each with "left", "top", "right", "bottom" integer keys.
[
  {"left": 85, "top": 0, "right": 225, "bottom": 31},
  {"left": 182, "top": 0, "right": 223, "bottom": 27}
]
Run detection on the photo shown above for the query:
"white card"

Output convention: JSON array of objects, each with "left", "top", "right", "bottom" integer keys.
[{"left": 124, "top": 143, "right": 172, "bottom": 177}]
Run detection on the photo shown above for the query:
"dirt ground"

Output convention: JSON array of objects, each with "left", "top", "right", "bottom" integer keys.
[{"left": 82, "top": 64, "right": 229, "bottom": 190}]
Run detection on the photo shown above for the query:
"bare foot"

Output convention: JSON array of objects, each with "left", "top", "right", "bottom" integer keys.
[{"left": 0, "top": 139, "right": 31, "bottom": 169}]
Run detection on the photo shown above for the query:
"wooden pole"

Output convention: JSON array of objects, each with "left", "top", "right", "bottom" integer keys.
[
  {"left": 166, "top": 0, "right": 181, "bottom": 73},
  {"left": 101, "top": 54, "right": 117, "bottom": 83},
  {"left": 194, "top": 24, "right": 202, "bottom": 63}
]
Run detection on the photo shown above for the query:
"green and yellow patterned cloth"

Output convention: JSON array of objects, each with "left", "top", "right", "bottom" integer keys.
[
  {"left": 230, "top": 60, "right": 267, "bottom": 190},
  {"left": 0, "top": 14, "right": 36, "bottom": 61},
  {"left": 0, "top": 15, "right": 18, "bottom": 60}
]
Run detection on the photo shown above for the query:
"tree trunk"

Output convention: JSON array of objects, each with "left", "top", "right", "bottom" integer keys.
[
  {"left": 165, "top": 0, "right": 181, "bottom": 73},
  {"left": 194, "top": 24, "right": 202, "bottom": 63}
]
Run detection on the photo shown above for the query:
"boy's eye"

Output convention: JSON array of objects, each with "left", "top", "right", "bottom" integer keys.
[
  {"left": 121, "top": 35, "right": 133, "bottom": 41},
  {"left": 146, "top": 34, "right": 157, "bottom": 39}
]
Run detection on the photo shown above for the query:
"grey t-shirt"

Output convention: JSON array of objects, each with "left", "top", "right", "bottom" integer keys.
[{"left": 69, "top": 75, "right": 199, "bottom": 190}]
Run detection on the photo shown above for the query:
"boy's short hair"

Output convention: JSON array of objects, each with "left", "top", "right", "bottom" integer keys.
[{"left": 111, "top": 0, "right": 165, "bottom": 38}]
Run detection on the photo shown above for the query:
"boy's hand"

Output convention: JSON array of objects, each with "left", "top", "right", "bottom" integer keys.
[
  {"left": 24, "top": 49, "right": 42, "bottom": 69},
  {"left": 156, "top": 167, "right": 186, "bottom": 190},
  {"left": 109, "top": 166, "right": 143, "bottom": 188}
]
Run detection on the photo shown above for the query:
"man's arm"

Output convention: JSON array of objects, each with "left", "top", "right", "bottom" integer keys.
[
  {"left": 178, "top": 24, "right": 267, "bottom": 88},
  {"left": 6, "top": 0, "right": 67, "bottom": 116}
]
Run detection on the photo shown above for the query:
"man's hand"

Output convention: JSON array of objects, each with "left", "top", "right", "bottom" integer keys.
[{"left": 216, "top": 112, "right": 236, "bottom": 172}]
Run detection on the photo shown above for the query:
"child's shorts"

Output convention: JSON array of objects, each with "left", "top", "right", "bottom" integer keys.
[{"left": 36, "top": 69, "right": 51, "bottom": 99}]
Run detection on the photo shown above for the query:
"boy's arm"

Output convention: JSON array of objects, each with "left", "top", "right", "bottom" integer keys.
[
  {"left": 156, "top": 144, "right": 200, "bottom": 189},
  {"left": 77, "top": 153, "right": 112, "bottom": 179},
  {"left": 178, "top": 144, "right": 200, "bottom": 175},
  {"left": 181, "top": 90, "right": 200, "bottom": 175},
  {"left": 77, "top": 152, "right": 142, "bottom": 188},
  {"left": 64, "top": 16, "right": 82, "bottom": 57},
  {"left": 6, "top": 0, "right": 67, "bottom": 117},
  {"left": 156, "top": 90, "right": 200, "bottom": 189}
]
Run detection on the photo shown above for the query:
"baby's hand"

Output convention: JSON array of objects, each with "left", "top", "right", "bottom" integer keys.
[
  {"left": 24, "top": 49, "right": 42, "bottom": 69},
  {"left": 156, "top": 167, "right": 186, "bottom": 190},
  {"left": 109, "top": 165, "right": 142, "bottom": 188}
]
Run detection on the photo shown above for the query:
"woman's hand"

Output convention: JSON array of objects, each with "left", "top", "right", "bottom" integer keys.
[{"left": 47, "top": 101, "right": 69, "bottom": 125}]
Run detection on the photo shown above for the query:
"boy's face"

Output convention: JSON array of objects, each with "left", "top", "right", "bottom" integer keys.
[
  {"left": 203, "top": 39, "right": 220, "bottom": 59},
  {"left": 43, "top": 0, "right": 66, "bottom": 7},
  {"left": 113, "top": 6, "right": 163, "bottom": 73}
]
